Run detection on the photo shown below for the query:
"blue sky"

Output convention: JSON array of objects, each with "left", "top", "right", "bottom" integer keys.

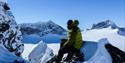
[{"left": 8, "top": 0, "right": 125, "bottom": 29}]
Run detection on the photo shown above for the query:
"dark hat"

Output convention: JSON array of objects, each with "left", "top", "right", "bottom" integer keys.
[
  {"left": 74, "top": 20, "right": 79, "bottom": 26},
  {"left": 67, "top": 20, "right": 73, "bottom": 26}
]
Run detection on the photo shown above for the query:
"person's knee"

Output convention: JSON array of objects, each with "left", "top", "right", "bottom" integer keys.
[
  {"left": 59, "top": 48, "right": 64, "bottom": 54},
  {"left": 60, "top": 39, "right": 67, "bottom": 48}
]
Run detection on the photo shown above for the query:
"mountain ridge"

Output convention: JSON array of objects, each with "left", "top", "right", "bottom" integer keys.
[{"left": 19, "top": 20, "right": 66, "bottom": 37}]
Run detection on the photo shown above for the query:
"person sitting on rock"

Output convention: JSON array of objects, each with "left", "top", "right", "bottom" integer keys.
[{"left": 55, "top": 20, "right": 84, "bottom": 63}]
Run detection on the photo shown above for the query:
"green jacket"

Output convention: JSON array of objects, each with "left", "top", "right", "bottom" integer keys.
[{"left": 63, "top": 27, "right": 83, "bottom": 49}]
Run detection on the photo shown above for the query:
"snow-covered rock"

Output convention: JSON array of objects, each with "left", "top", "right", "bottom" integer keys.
[
  {"left": 22, "top": 44, "right": 38, "bottom": 60},
  {"left": 0, "top": 0, "right": 26, "bottom": 62},
  {"left": 28, "top": 41, "right": 54, "bottom": 63},
  {"left": 0, "top": 0, "right": 24, "bottom": 56}
]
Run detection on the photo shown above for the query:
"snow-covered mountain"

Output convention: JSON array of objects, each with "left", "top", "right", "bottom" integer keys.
[
  {"left": 20, "top": 21, "right": 67, "bottom": 44},
  {"left": 91, "top": 20, "right": 118, "bottom": 29},
  {"left": 84, "top": 21, "right": 125, "bottom": 51},
  {"left": 19, "top": 21, "right": 66, "bottom": 44},
  {"left": 19, "top": 21, "right": 66, "bottom": 36},
  {"left": 91, "top": 20, "right": 125, "bottom": 37}
]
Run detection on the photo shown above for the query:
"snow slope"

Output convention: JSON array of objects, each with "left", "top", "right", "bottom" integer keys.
[
  {"left": 0, "top": 44, "right": 28, "bottom": 63},
  {"left": 83, "top": 27, "right": 125, "bottom": 51}
]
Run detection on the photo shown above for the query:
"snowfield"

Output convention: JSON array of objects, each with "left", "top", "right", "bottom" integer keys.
[{"left": 83, "top": 27, "right": 125, "bottom": 51}]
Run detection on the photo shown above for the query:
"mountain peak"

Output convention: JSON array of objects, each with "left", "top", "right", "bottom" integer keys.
[
  {"left": 91, "top": 20, "right": 118, "bottom": 29},
  {"left": 20, "top": 21, "right": 66, "bottom": 36},
  {"left": 46, "top": 20, "right": 56, "bottom": 25},
  {"left": 47, "top": 20, "right": 54, "bottom": 23}
]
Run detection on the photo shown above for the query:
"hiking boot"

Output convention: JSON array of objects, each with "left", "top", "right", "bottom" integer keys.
[{"left": 64, "top": 58, "right": 72, "bottom": 62}]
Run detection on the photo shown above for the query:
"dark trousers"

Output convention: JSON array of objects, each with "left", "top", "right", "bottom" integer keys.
[{"left": 56, "top": 40, "right": 84, "bottom": 62}]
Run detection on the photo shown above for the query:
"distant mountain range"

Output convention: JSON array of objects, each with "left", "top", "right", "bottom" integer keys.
[
  {"left": 19, "top": 21, "right": 66, "bottom": 37},
  {"left": 19, "top": 20, "right": 125, "bottom": 37},
  {"left": 91, "top": 20, "right": 125, "bottom": 36},
  {"left": 91, "top": 20, "right": 118, "bottom": 29}
]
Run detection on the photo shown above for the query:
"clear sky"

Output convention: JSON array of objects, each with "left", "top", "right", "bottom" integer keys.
[{"left": 8, "top": 0, "right": 125, "bottom": 29}]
